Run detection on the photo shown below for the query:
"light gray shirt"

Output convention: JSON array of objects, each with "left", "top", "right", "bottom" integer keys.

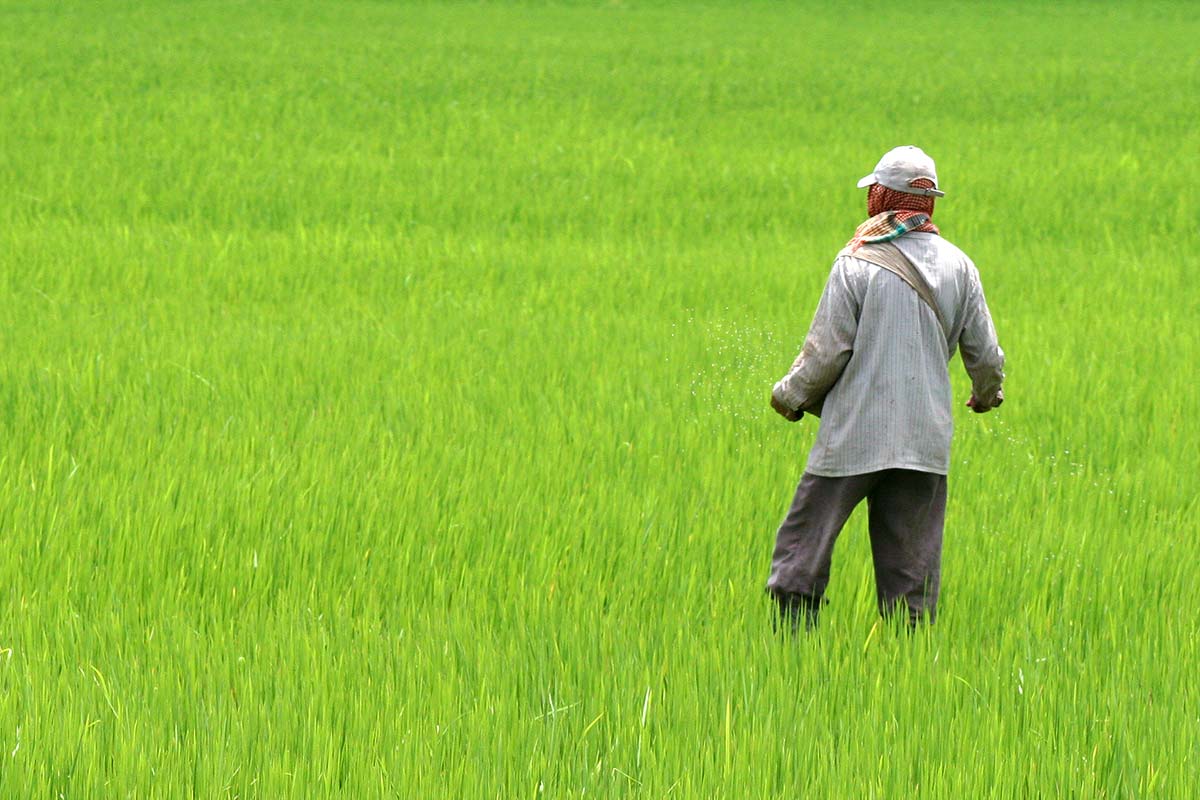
[{"left": 772, "top": 232, "right": 1005, "bottom": 477}]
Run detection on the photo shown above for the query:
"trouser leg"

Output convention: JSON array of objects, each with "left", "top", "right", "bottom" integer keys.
[
  {"left": 766, "top": 471, "right": 875, "bottom": 629},
  {"left": 866, "top": 469, "right": 947, "bottom": 625}
]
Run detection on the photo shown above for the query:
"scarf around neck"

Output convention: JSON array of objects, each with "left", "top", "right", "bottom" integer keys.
[
  {"left": 845, "top": 210, "right": 939, "bottom": 252},
  {"left": 845, "top": 181, "right": 941, "bottom": 252}
]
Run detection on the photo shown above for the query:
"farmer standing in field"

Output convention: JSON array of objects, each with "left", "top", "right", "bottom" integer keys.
[{"left": 766, "top": 146, "right": 1005, "bottom": 630}]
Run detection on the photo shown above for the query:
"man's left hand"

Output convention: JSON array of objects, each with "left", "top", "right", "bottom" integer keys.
[
  {"left": 966, "top": 388, "right": 1004, "bottom": 413},
  {"left": 771, "top": 393, "right": 803, "bottom": 422}
]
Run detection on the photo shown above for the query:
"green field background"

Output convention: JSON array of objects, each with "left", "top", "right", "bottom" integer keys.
[{"left": 1, "top": 1, "right": 1197, "bottom": 796}]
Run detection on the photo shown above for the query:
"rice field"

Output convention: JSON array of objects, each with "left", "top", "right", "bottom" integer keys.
[{"left": 1, "top": 1, "right": 1198, "bottom": 796}]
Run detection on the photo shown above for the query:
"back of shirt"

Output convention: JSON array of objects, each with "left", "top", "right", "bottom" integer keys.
[{"left": 774, "top": 232, "right": 1005, "bottom": 477}]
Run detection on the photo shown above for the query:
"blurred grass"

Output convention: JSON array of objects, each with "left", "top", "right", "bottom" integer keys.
[{"left": 0, "top": 0, "right": 1197, "bottom": 796}]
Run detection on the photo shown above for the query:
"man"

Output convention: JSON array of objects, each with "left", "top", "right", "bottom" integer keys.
[{"left": 766, "top": 145, "right": 1005, "bottom": 630}]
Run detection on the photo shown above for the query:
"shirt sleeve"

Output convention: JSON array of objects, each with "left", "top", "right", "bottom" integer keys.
[
  {"left": 772, "top": 257, "right": 861, "bottom": 415},
  {"left": 958, "top": 267, "right": 1006, "bottom": 407}
]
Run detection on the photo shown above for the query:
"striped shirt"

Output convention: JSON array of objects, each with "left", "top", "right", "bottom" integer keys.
[{"left": 772, "top": 232, "right": 1005, "bottom": 477}]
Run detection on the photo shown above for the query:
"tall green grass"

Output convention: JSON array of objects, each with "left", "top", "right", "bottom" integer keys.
[{"left": 0, "top": 1, "right": 1197, "bottom": 796}]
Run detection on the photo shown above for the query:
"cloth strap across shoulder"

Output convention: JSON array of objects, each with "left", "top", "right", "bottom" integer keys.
[{"left": 839, "top": 241, "right": 951, "bottom": 351}]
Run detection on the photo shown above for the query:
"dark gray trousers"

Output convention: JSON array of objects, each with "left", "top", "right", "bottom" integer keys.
[{"left": 766, "top": 469, "right": 947, "bottom": 626}]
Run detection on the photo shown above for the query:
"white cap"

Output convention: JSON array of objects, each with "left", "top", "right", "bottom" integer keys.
[{"left": 856, "top": 145, "right": 945, "bottom": 197}]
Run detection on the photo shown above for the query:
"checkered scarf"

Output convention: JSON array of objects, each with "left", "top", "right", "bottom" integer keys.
[{"left": 846, "top": 180, "right": 940, "bottom": 252}]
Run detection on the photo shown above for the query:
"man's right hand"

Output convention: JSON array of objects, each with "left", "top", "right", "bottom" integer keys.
[{"left": 771, "top": 393, "right": 804, "bottom": 422}]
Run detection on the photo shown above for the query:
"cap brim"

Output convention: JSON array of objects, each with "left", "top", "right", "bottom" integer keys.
[{"left": 856, "top": 173, "right": 877, "bottom": 189}]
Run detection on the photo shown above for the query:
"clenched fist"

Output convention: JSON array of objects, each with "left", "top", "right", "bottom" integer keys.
[
  {"left": 966, "top": 388, "right": 1005, "bottom": 413},
  {"left": 771, "top": 393, "right": 804, "bottom": 422}
]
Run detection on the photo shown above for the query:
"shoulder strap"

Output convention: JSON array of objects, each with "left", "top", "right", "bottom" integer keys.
[{"left": 842, "top": 241, "right": 951, "bottom": 346}]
